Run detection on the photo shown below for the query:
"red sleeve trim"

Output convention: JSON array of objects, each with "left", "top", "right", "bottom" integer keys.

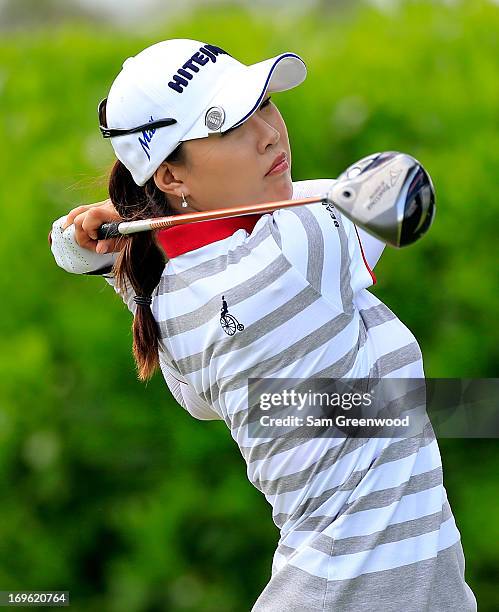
[{"left": 354, "top": 225, "right": 377, "bottom": 286}]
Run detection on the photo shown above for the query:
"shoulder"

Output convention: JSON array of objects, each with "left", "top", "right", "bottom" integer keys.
[
  {"left": 288, "top": 177, "right": 346, "bottom": 232},
  {"left": 273, "top": 177, "right": 346, "bottom": 236},
  {"left": 292, "top": 178, "right": 336, "bottom": 199}
]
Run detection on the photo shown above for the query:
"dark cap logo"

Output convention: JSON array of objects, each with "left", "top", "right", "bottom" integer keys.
[{"left": 167, "top": 44, "right": 230, "bottom": 94}]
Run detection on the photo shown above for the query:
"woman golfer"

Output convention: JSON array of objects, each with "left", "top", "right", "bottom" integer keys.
[{"left": 50, "top": 39, "right": 476, "bottom": 611}]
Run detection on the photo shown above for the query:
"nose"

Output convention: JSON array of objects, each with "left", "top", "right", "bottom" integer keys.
[{"left": 254, "top": 115, "right": 280, "bottom": 154}]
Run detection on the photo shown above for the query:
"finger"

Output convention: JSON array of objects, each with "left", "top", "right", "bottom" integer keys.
[
  {"left": 73, "top": 212, "right": 98, "bottom": 251},
  {"left": 96, "top": 237, "right": 124, "bottom": 254},
  {"left": 81, "top": 208, "right": 110, "bottom": 240},
  {"left": 63, "top": 205, "right": 92, "bottom": 229},
  {"left": 63, "top": 199, "right": 114, "bottom": 230}
]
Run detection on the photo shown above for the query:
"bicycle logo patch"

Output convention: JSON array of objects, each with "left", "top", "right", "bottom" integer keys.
[{"left": 219, "top": 295, "right": 244, "bottom": 336}]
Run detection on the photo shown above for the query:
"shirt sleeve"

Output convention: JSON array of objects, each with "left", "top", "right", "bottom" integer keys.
[
  {"left": 271, "top": 179, "right": 379, "bottom": 312},
  {"left": 160, "top": 359, "right": 222, "bottom": 421},
  {"left": 292, "top": 178, "right": 386, "bottom": 271},
  {"left": 355, "top": 227, "right": 385, "bottom": 271}
]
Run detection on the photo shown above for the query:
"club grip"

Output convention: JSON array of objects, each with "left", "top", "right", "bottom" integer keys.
[{"left": 97, "top": 222, "right": 121, "bottom": 240}]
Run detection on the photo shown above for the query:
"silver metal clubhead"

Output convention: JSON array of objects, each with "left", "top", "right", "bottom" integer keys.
[{"left": 327, "top": 151, "right": 436, "bottom": 247}]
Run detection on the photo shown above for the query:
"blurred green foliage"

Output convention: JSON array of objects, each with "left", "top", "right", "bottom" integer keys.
[{"left": 0, "top": 1, "right": 498, "bottom": 610}]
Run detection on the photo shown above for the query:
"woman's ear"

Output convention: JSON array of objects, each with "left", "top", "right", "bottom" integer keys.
[{"left": 154, "top": 163, "right": 188, "bottom": 198}]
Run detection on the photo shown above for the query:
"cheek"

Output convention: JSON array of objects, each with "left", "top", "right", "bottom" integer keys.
[
  {"left": 222, "top": 138, "right": 260, "bottom": 176},
  {"left": 188, "top": 145, "right": 252, "bottom": 204}
]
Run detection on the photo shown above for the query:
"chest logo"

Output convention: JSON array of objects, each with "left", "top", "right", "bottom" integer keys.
[
  {"left": 321, "top": 200, "right": 340, "bottom": 227},
  {"left": 220, "top": 295, "right": 245, "bottom": 336}
]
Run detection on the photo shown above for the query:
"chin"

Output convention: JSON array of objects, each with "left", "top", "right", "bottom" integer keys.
[{"left": 269, "top": 176, "right": 293, "bottom": 201}]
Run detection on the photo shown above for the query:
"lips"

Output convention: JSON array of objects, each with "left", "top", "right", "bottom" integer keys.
[{"left": 265, "top": 152, "right": 287, "bottom": 176}]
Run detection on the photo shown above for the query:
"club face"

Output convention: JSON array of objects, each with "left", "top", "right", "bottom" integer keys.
[
  {"left": 330, "top": 151, "right": 436, "bottom": 247},
  {"left": 399, "top": 165, "right": 436, "bottom": 246}
]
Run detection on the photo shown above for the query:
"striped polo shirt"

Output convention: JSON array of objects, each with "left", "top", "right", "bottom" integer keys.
[{"left": 50, "top": 178, "right": 476, "bottom": 611}]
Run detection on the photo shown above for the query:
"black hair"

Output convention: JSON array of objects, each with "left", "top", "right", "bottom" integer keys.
[{"left": 109, "top": 145, "right": 185, "bottom": 380}]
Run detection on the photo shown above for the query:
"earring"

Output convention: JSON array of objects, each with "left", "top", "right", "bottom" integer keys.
[{"left": 181, "top": 193, "right": 188, "bottom": 208}]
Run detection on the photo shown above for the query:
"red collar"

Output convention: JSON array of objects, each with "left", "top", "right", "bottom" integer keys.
[{"left": 157, "top": 214, "right": 263, "bottom": 258}]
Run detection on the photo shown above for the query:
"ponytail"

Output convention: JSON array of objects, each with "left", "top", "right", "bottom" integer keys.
[{"left": 109, "top": 147, "right": 184, "bottom": 381}]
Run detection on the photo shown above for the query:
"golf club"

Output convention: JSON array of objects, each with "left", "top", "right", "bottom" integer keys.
[{"left": 96, "top": 151, "right": 435, "bottom": 248}]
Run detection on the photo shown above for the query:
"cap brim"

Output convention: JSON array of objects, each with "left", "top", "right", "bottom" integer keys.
[{"left": 182, "top": 52, "right": 306, "bottom": 141}]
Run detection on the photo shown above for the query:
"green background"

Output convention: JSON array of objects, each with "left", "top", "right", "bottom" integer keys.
[{"left": 0, "top": 0, "right": 498, "bottom": 610}]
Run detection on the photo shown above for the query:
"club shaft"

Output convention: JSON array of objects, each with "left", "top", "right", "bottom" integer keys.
[{"left": 97, "top": 196, "right": 326, "bottom": 240}]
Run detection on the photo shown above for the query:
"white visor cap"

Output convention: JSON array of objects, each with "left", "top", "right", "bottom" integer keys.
[{"left": 103, "top": 39, "right": 307, "bottom": 185}]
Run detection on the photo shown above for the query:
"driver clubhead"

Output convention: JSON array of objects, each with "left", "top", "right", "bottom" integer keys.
[{"left": 328, "top": 151, "right": 436, "bottom": 247}]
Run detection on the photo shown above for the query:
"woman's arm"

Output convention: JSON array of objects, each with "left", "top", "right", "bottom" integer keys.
[
  {"left": 276, "top": 178, "right": 382, "bottom": 312},
  {"left": 49, "top": 200, "right": 137, "bottom": 313},
  {"left": 292, "top": 178, "right": 386, "bottom": 271},
  {"left": 50, "top": 202, "right": 221, "bottom": 419}
]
